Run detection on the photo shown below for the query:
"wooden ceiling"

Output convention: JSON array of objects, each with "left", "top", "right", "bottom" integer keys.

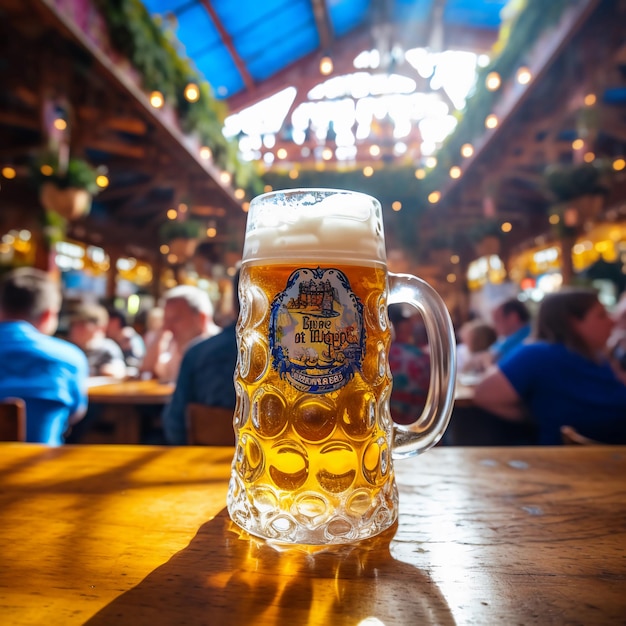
[
  {"left": 427, "top": 0, "right": 626, "bottom": 253},
  {"left": 1, "top": 0, "right": 625, "bottom": 273},
  {"left": 0, "top": 0, "right": 245, "bottom": 264}
]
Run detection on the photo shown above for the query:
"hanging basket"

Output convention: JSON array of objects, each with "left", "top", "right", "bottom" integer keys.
[
  {"left": 40, "top": 183, "right": 92, "bottom": 221},
  {"left": 168, "top": 237, "right": 198, "bottom": 261}
]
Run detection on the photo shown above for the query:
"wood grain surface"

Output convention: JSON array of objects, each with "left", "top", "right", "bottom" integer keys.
[{"left": 0, "top": 444, "right": 624, "bottom": 625}]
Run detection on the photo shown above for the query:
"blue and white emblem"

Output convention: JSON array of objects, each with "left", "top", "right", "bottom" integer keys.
[{"left": 269, "top": 267, "right": 365, "bottom": 394}]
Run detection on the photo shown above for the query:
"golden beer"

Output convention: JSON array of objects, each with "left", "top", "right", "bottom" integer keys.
[
  {"left": 227, "top": 189, "right": 456, "bottom": 545},
  {"left": 229, "top": 261, "right": 396, "bottom": 543}
]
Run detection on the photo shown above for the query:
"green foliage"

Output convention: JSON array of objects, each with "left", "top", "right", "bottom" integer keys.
[
  {"left": 544, "top": 161, "right": 609, "bottom": 202},
  {"left": 34, "top": 154, "right": 100, "bottom": 195},
  {"left": 42, "top": 210, "right": 68, "bottom": 246},
  {"left": 95, "top": 0, "right": 261, "bottom": 196},
  {"left": 159, "top": 219, "right": 203, "bottom": 242},
  {"left": 420, "top": 0, "right": 573, "bottom": 201}
]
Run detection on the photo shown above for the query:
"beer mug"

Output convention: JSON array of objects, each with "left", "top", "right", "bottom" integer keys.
[{"left": 227, "top": 189, "right": 456, "bottom": 544}]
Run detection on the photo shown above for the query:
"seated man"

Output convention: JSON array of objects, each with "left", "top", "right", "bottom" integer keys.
[
  {"left": 162, "top": 274, "right": 238, "bottom": 445},
  {"left": 68, "top": 303, "right": 127, "bottom": 378},
  {"left": 140, "top": 285, "right": 221, "bottom": 384},
  {"left": 490, "top": 298, "right": 531, "bottom": 363},
  {"left": 0, "top": 267, "right": 89, "bottom": 445}
]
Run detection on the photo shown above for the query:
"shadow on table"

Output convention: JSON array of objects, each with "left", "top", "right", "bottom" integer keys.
[{"left": 84, "top": 509, "right": 454, "bottom": 625}]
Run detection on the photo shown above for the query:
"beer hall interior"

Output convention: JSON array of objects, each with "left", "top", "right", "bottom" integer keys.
[
  {"left": 2, "top": 3, "right": 626, "bottom": 624},
  {"left": 1, "top": 0, "right": 625, "bottom": 316}
]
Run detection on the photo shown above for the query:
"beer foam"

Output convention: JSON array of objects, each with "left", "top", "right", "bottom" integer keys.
[{"left": 243, "top": 189, "right": 387, "bottom": 264}]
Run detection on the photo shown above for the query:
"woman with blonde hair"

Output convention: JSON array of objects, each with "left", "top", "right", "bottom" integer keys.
[{"left": 474, "top": 288, "right": 626, "bottom": 445}]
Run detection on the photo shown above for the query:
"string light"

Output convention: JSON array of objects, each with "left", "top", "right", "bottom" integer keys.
[
  {"left": 428, "top": 191, "right": 441, "bottom": 204},
  {"left": 184, "top": 83, "right": 200, "bottom": 103},
  {"left": 234, "top": 188, "right": 246, "bottom": 200},
  {"left": 449, "top": 166, "right": 461, "bottom": 179},
  {"left": 612, "top": 158, "right": 625, "bottom": 171},
  {"left": 166, "top": 209, "right": 177, "bottom": 220},
  {"left": 485, "top": 72, "right": 501, "bottom": 91},
  {"left": 242, "top": 201, "right": 250, "bottom": 212},
  {"left": 425, "top": 156, "right": 437, "bottom": 168},
  {"left": 264, "top": 184, "right": 273, "bottom": 192},
  {"left": 53, "top": 118, "right": 67, "bottom": 131},
  {"left": 583, "top": 152, "right": 595, "bottom": 163},
  {"left": 460, "top": 143, "right": 474, "bottom": 158},
  {"left": 1, "top": 167, "right": 16, "bottom": 179},
  {"left": 572, "top": 139, "right": 584, "bottom": 150},
  {"left": 149, "top": 91, "right": 164, "bottom": 108},
  {"left": 392, "top": 201, "right": 402, "bottom": 211},
  {"left": 516, "top": 66, "right": 532, "bottom": 85},
  {"left": 178, "top": 203, "right": 188, "bottom": 213},
  {"left": 501, "top": 222, "right": 512, "bottom": 233},
  {"left": 199, "top": 146, "right": 212, "bottom": 160},
  {"left": 446, "top": 273, "right": 457, "bottom": 283},
  {"left": 319, "top": 56, "right": 333, "bottom": 75},
  {"left": 40, "top": 164, "right": 53, "bottom": 176},
  {"left": 363, "top": 166, "right": 374, "bottom": 177},
  {"left": 450, "top": 255, "right": 460, "bottom": 264},
  {"left": 549, "top": 214, "right": 560, "bottom": 225},
  {"left": 206, "top": 226, "right": 217, "bottom": 238},
  {"left": 219, "top": 171, "right": 232, "bottom": 185},
  {"left": 322, "top": 147, "right": 333, "bottom": 160},
  {"left": 414, "top": 168, "right": 426, "bottom": 179},
  {"left": 583, "top": 93, "right": 596, "bottom": 106},
  {"left": 277, "top": 148, "right": 288, "bottom": 160},
  {"left": 485, "top": 114, "right": 499, "bottom": 129},
  {"left": 288, "top": 168, "right": 299, "bottom": 179},
  {"left": 160, "top": 244, "right": 170, "bottom": 254},
  {"left": 369, "top": 145, "right": 381, "bottom": 157},
  {"left": 95, "top": 175, "right": 109, "bottom": 188}
]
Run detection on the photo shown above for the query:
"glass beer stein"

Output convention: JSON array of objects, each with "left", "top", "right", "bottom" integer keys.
[{"left": 227, "top": 189, "right": 456, "bottom": 544}]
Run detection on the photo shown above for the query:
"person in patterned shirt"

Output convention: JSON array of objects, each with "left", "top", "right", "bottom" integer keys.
[{"left": 388, "top": 304, "right": 431, "bottom": 425}]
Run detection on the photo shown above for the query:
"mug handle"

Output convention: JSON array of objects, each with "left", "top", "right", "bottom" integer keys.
[{"left": 388, "top": 272, "right": 457, "bottom": 458}]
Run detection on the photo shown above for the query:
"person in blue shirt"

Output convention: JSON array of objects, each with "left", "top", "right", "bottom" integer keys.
[
  {"left": 0, "top": 267, "right": 89, "bottom": 445},
  {"left": 474, "top": 288, "right": 626, "bottom": 445},
  {"left": 489, "top": 298, "right": 531, "bottom": 362},
  {"left": 162, "top": 271, "right": 239, "bottom": 445}
]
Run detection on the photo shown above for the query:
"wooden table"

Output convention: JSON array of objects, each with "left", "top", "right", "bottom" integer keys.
[
  {"left": 86, "top": 380, "right": 174, "bottom": 443},
  {"left": 1, "top": 444, "right": 625, "bottom": 625}
]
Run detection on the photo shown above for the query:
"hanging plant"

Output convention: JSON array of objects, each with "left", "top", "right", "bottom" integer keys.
[
  {"left": 159, "top": 219, "right": 204, "bottom": 261},
  {"left": 94, "top": 0, "right": 262, "bottom": 196},
  {"left": 34, "top": 154, "right": 102, "bottom": 221},
  {"left": 544, "top": 160, "right": 611, "bottom": 230},
  {"left": 543, "top": 161, "right": 609, "bottom": 203}
]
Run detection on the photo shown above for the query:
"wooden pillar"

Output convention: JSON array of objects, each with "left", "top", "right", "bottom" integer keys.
[
  {"left": 107, "top": 251, "right": 119, "bottom": 299},
  {"left": 559, "top": 234, "right": 576, "bottom": 286}
]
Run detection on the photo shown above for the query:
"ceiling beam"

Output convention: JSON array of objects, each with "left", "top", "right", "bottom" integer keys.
[
  {"left": 311, "top": 0, "right": 333, "bottom": 52},
  {"left": 199, "top": 0, "right": 254, "bottom": 92}
]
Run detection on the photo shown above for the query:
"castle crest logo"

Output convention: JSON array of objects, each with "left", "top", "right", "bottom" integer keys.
[{"left": 269, "top": 267, "right": 365, "bottom": 394}]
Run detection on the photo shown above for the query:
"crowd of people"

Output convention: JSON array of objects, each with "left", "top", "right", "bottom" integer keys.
[
  {"left": 0, "top": 267, "right": 230, "bottom": 445},
  {"left": 455, "top": 291, "right": 626, "bottom": 445},
  {"left": 2, "top": 264, "right": 626, "bottom": 447}
]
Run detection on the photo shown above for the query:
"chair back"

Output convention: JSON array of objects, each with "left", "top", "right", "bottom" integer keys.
[
  {"left": 560, "top": 425, "right": 602, "bottom": 446},
  {"left": 186, "top": 403, "right": 235, "bottom": 446},
  {"left": 0, "top": 397, "right": 26, "bottom": 442}
]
